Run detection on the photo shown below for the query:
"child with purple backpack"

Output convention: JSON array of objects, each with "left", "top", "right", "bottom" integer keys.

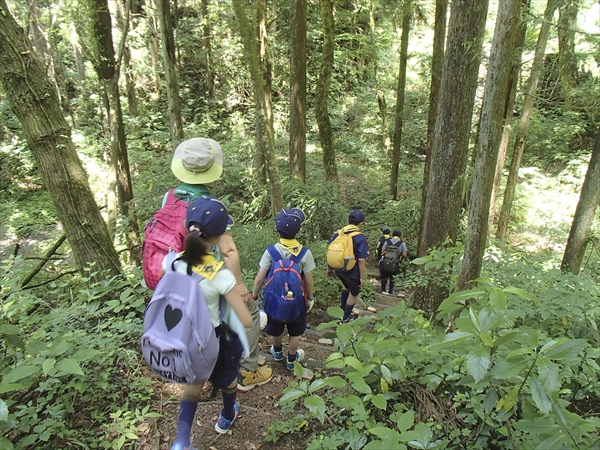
[{"left": 169, "top": 196, "right": 251, "bottom": 449}]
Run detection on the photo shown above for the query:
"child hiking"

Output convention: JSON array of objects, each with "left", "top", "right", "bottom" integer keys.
[
  {"left": 169, "top": 196, "right": 252, "bottom": 449},
  {"left": 251, "top": 208, "right": 316, "bottom": 370},
  {"left": 327, "top": 209, "right": 369, "bottom": 322},
  {"left": 380, "top": 229, "right": 408, "bottom": 295},
  {"left": 376, "top": 226, "right": 391, "bottom": 284},
  {"left": 144, "top": 137, "right": 273, "bottom": 392}
]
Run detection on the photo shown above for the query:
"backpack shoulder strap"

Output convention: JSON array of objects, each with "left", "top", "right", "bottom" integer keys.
[
  {"left": 267, "top": 245, "right": 283, "bottom": 262},
  {"left": 288, "top": 247, "right": 308, "bottom": 264}
]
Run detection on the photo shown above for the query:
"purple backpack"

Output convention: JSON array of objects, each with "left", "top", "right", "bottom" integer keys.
[{"left": 141, "top": 252, "right": 219, "bottom": 383}]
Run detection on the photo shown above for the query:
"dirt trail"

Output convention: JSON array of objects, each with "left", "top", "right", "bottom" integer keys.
[{"left": 137, "top": 279, "right": 407, "bottom": 450}]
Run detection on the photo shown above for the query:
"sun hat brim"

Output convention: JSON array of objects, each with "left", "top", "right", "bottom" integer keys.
[{"left": 171, "top": 138, "right": 224, "bottom": 184}]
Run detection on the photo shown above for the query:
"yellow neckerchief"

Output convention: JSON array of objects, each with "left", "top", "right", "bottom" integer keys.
[
  {"left": 382, "top": 233, "right": 390, "bottom": 240},
  {"left": 191, "top": 252, "right": 224, "bottom": 281},
  {"left": 279, "top": 238, "right": 303, "bottom": 257},
  {"left": 341, "top": 224, "right": 360, "bottom": 235}
]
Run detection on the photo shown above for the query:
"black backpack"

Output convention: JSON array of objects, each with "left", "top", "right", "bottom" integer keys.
[{"left": 382, "top": 239, "right": 401, "bottom": 274}]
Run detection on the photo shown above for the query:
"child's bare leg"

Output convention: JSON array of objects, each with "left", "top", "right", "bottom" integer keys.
[
  {"left": 288, "top": 335, "right": 300, "bottom": 355},
  {"left": 273, "top": 334, "right": 284, "bottom": 348}
]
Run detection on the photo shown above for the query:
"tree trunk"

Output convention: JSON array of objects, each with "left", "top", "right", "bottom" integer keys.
[
  {"left": 489, "top": 0, "right": 530, "bottom": 228},
  {"left": 147, "top": 4, "right": 162, "bottom": 94},
  {"left": 496, "top": 0, "right": 562, "bottom": 241},
  {"left": 413, "top": 0, "right": 489, "bottom": 316},
  {"left": 419, "top": 0, "right": 448, "bottom": 256},
  {"left": 0, "top": 0, "right": 121, "bottom": 279},
  {"left": 289, "top": 0, "right": 307, "bottom": 183},
  {"left": 456, "top": 0, "right": 521, "bottom": 291},
  {"left": 255, "top": 0, "right": 274, "bottom": 190},
  {"left": 157, "top": 0, "right": 184, "bottom": 145},
  {"left": 558, "top": 0, "right": 579, "bottom": 110},
  {"left": 81, "top": 0, "right": 141, "bottom": 263},
  {"left": 390, "top": 4, "right": 411, "bottom": 199},
  {"left": 316, "top": 0, "right": 338, "bottom": 183},
  {"left": 201, "top": 0, "right": 214, "bottom": 98},
  {"left": 561, "top": 131, "right": 600, "bottom": 274},
  {"left": 232, "top": 0, "right": 284, "bottom": 213}
]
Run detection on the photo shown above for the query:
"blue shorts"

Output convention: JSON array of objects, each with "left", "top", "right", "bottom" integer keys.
[
  {"left": 264, "top": 312, "right": 307, "bottom": 337},
  {"left": 335, "top": 271, "right": 361, "bottom": 296}
]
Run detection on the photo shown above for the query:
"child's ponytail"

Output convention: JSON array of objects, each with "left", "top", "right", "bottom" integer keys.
[{"left": 182, "top": 229, "right": 210, "bottom": 266}]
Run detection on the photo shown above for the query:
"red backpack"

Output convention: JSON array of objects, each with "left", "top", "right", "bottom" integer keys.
[{"left": 142, "top": 189, "right": 189, "bottom": 290}]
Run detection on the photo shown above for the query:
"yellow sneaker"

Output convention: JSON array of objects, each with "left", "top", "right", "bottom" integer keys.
[{"left": 237, "top": 366, "right": 273, "bottom": 392}]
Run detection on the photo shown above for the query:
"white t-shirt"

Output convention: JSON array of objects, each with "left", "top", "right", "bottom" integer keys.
[
  {"left": 258, "top": 243, "right": 316, "bottom": 273},
  {"left": 162, "top": 255, "right": 236, "bottom": 327}
]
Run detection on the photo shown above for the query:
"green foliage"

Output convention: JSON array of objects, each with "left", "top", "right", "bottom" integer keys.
[
  {"left": 279, "top": 274, "right": 600, "bottom": 449},
  {"left": 1, "top": 264, "right": 160, "bottom": 448}
]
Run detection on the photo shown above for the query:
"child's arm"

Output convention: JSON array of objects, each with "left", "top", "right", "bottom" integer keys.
[
  {"left": 303, "top": 271, "right": 314, "bottom": 299},
  {"left": 217, "top": 233, "right": 250, "bottom": 302},
  {"left": 224, "top": 288, "right": 252, "bottom": 327},
  {"left": 251, "top": 268, "right": 269, "bottom": 299}
]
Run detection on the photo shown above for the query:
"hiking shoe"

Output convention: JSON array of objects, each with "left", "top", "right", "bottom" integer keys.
[
  {"left": 286, "top": 349, "right": 305, "bottom": 370},
  {"left": 270, "top": 345, "right": 284, "bottom": 361},
  {"left": 214, "top": 401, "right": 240, "bottom": 434},
  {"left": 341, "top": 313, "right": 359, "bottom": 324},
  {"left": 237, "top": 366, "right": 273, "bottom": 392}
]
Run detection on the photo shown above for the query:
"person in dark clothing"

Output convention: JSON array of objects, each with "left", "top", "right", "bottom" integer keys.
[{"left": 376, "top": 226, "right": 391, "bottom": 282}]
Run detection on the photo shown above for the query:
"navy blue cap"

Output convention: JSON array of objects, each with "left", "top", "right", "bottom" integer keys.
[
  {"left": 349, "top": 209, "right": 365, "bottom": 223},
  {"left": 381, "top": 226, "right": 390, "bottom": 234},
  {"left": 186, "top": 196, "right": 234, "bottom": 237},
  {"left": 393, "top": 229, "right": 402, "bottom": 237},
  {"left": 276, "top": 208, "right": 305, "bottom": 235}
]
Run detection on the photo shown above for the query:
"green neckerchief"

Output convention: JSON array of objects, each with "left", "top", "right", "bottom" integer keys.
[
  {"left": 190, "top": 253, "right": 224, "bottom": 281},
  {"left": 279, "top": 238, "right": 303, "bottom": 257},
  {"left": 173, "top": 183, "right": 210, "bottom": 201}
]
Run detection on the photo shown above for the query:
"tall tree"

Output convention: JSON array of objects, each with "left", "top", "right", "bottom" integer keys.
[
  {"left": 80, "top": 0, "right": 140, "bottom": 263},
  {"left": 489, "top": 0, "right": 530, "bottom": 227},
  {"left": 390, "top": 1, "right": 412, "bottom": 199},
  {"left": 457, "top": 0, "right": 522, "bottom": 291},
  {"left": 0, "top": 0, "right": 121, "bottom": 279},
  {"left": 419, "top": 0, "right": 448, "bottom": 244},
  {"left": 232, "top": 0, "right": 284, "bottom": 213},
  {"left": 496, "top": 0, "right": 562, "bottom": 241},
  {"left": 157, "top": 0, "right": 184, "bottom": 145},
  {"left": 289, "top": 0, "right": 307, "bottom": 182},
  {"left": 558, "top": 0, "right": 579, "bottom": 109},
  {"left": 561, "top": 132, "right": 600, "bottom": 274},
  {"left": 413, "top": 0, "right": 489, "bottom": 316},
  {"left": 316, "top": 0, "right": 338, "bottom": 183},
  {"left": 201, "top": 0, "right": 214, "bottom": 98}
]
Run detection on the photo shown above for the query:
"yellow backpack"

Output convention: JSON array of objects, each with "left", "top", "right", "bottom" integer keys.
[{"left": 327, "top": 225, "right": 361, "bottom": 272}]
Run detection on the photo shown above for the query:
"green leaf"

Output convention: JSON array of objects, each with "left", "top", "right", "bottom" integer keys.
[
  {"left": 469, "top": 308, "right": 481, "bottom": 331},
  {"left": 327, "top": 306, "right": 344, "bottom": 319},
  {"left": 371, "top": 394, "right": 387, "bottom": 410},
  {"left": 56, "top": 358, "right": 84, "bottom": 376},
  {"left": 455, "top": 317, "right": 479, "bottom": 335},
  {"left": 346, "top": 372, "right": 372, "bottom": 394},
  {"left": 308, "top": 379, "right": 327, "bottom": 393},
  {"left": 479, "top": 332, "right": 494, "bottom": 347},
  {"left": 437, "top": 289, "right": 483, "bottom": 313},
  {"left": 71, "top": 348, "right": 102, "bottom": 362},
  {"left": 380, "top": 364, "right": 393, "bottom": 384},
  {"left": 337, "top": 323, "right": 353, "bottom": 343},
  {"left": 483, "top": 388, "right": 498, "bottom": 414},
  {"left": 42, "top": 358, "right": 56, "bottom": 376},
  {"left": 489, "top": 288, "right": 507, "bottom": 310},
  {"left": 503, "top": 386, "right": 520, "bottom": 412},
  {"left": 0, "top": 400, "right": 8, "bottom": 422},
  {"left": 502, "top": 286, "right": 541, "bottom": 305},
  {"left": 279, "top": 388, "right": 306, "bottom": 403},
  {"left": 490, "top": 357, "right": 530, "bottom": 380},
  {"left": 540, "top": 339, "right": 587, "bottom": 363},
  {"left": 0, "top": 324, "right": 21, "bottom": 335},
  {"left": 467, "top": 342, "right": 491, "bottom": 383},
  {"left": 367, "top": 426, "right": 401, "bottom": 448},
  {"left": 0, "top": 383, "right": 28, "bottom": 394},
  {"left": 428, "top": 331, "right": 473, "bottom": 349},
  {"left": 323, "top": 376, "right": 347, "bottom": 388},
  {"left": 3, "top": 364, "right": 41, "bottom": 384},
  {"left": 535, "top": 434, "right": 567, "bottom": 450},
  {"left": 0, "top": 437, "right": 14, "bottom": 450},
  {"left": 394, "top": 410, "right": 414, "bottom": 433},
  {"left": 411, "top": 257, "right": 428, "bottom": 265},
  {"left": 304, "top": 395, "right": 326, "bottom": 424},
  {"left": 536, "top": 357, "right": 560, "bottom": 397},
  {"left": 529, "top": 375, "right": 552, "bottom": 414},
  {"left": 344, "top": 356, "right": 365, "bottom": 371},
  {"left": 407, "top": 422, "right": 433, "bottom": 448}
]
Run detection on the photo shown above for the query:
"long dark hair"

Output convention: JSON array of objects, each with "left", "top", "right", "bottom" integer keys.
[{"left": 181, "top": 230, "right": 210, "bottom": 266}]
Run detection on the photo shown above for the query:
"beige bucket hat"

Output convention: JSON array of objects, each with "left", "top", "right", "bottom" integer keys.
[{"left": 171, "top": 138, "right": 224, "bottom": 184}]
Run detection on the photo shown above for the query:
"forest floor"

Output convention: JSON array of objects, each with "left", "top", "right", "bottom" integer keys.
[{"left": 135, "top": 274, "right": 405, "bottom": 450}]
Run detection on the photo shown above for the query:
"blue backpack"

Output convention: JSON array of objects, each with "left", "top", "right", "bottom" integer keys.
[{"left": 262, "top": 246, "right": 308, "bottom": 322}]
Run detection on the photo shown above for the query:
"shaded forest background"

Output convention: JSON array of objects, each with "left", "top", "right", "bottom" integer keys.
[{"left": 1, "top": 0, "right": 600, "bottom": 448}]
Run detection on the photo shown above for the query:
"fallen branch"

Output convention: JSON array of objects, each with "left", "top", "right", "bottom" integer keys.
[{"left": 19, "top": 234, "right": 67, "bottom": 288}]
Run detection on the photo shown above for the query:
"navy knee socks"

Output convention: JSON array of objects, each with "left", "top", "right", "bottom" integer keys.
[{"left": 173, "top": 399, "right": 198, "bottom": 448}]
